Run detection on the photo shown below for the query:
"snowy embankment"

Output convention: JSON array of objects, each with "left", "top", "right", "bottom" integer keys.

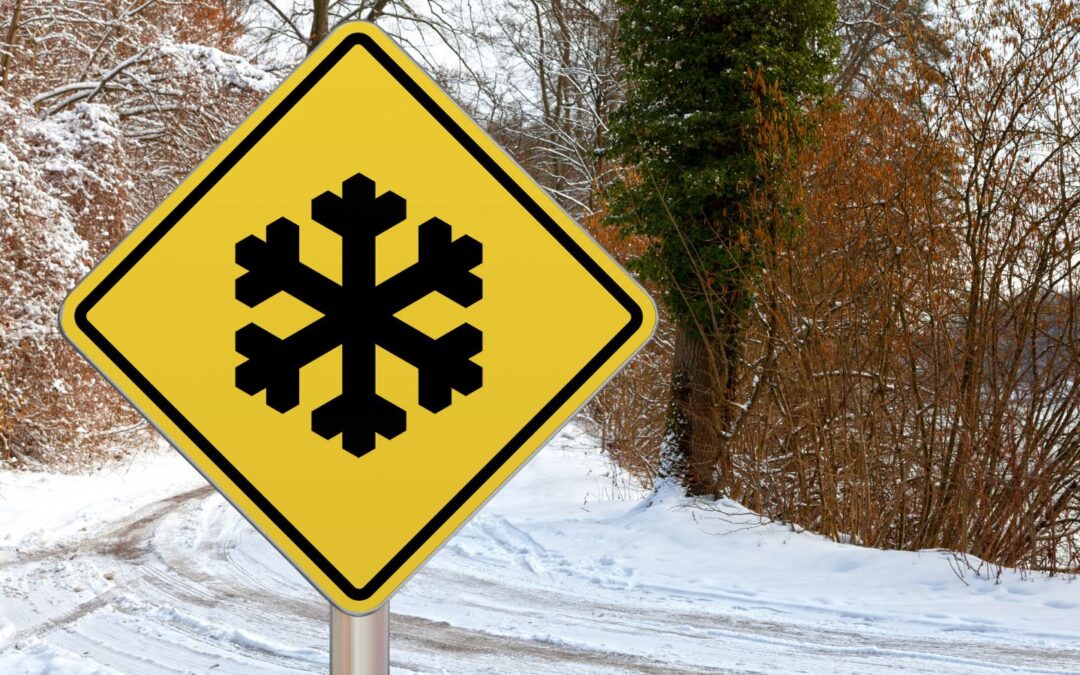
[{"left": 1, "top": 426, "right": 1079, "bottom": 673}]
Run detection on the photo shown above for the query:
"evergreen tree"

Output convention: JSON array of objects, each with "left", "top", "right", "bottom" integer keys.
[{"left": 608, "top": 1, "right": 838, "bottom": 495}]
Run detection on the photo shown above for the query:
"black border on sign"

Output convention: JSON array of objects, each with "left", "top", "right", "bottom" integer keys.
[{"left": 74, "top": 34, "right": 643, "bottom": 600}]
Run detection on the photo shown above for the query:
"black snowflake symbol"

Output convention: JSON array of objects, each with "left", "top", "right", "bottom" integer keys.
[{"left": 234, "top": 173, "right": 482, "bottom": 457}]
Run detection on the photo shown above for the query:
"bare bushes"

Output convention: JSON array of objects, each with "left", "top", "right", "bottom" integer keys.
[
  {"left": 577, "top": 210, "right": 671, "bottom": 486},
  {"left": 0, "top": 101, "right": 141, "bottom": 466},
  {"left": 0, "top": 1, "right": 270, "bottom": 467},
  {"left": 725, "top": 1, "right": 1080, "bottom": 573}
]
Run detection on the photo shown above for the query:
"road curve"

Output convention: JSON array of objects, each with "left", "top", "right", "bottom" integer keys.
[{"left": 2, "top": 481, "right": 1079, "bottom": 673}]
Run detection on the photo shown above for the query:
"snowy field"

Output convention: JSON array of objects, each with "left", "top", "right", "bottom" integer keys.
[{"left": 1, "top": 425, "right": 1079, "bottom": 674}]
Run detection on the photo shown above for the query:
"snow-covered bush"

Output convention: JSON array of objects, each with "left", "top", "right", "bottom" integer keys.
[
  {"left": 0, "top": 1, "right": 275, "bottom": 467},
  {"left": 0, "top": 99, "right": 138, "bottom": 466}
]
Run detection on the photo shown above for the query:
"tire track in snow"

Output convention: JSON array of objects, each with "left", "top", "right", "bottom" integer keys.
[
  {"left": 1, "top": 486, "right": 720, "bottom": 673},
  {"left": 1, "top": 487, "right": 214, "bottom": 646},
  {"left": 411, "top": 564, "right": 1080, "bottom": 674},
  {"left": 4, "top": 481, "right": 1080, "bottom": 673},
  {"left": 140, "top": 493, "right": 720, "bottom": 673},
  {"left": 5, "top": 589, "right": 120, "bottom": 645}
]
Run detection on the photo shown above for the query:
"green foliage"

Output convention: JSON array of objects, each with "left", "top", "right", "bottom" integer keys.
[{"left": 607, "top": 0, "right": 839, "bottom": 331}]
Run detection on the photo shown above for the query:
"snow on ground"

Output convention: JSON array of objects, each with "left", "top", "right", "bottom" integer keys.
[{"left": 1, "top": 425, "right": 1079, "bottom": 673}]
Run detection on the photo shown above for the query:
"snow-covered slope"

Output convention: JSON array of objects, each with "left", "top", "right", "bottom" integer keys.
[{"left": 1, "top": 426, "right": 1079, "bottom": 673}]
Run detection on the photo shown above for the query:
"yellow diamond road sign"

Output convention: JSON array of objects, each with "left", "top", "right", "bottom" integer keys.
[{"left": 61, "top": 22, "right": 656, "bottom": 614}]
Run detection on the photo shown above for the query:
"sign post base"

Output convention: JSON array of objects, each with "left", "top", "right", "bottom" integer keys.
[{"left": 330, "top": 602, "right": 389, "bottom": 674}]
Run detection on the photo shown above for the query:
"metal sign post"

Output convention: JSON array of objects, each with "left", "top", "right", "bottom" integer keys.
[{"left": 330, "top": 603, "right": 389, "bottom": 674}]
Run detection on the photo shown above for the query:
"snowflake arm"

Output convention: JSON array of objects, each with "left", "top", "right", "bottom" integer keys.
[
  {"left": 311, "top": 173, "right": 406, "bottom": 238},
  {"left": 235, "top": 217, "right": 341, "bottom": 314},
  {"left": 376, "top": 218, "right": 482, "bottom": 313},
  {"left": 311, "top": 390, "right": 406, "bottom": 455},
  {"left": 378, "top": 317, "right": 482, "bottom": 412},
  {"left": 234, "top": 315, "right": 341, "bottom": 412}
]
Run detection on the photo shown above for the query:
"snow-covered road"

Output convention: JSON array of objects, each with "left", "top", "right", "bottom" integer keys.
[{"left": 2, "top": 428, "right": 1080, "bottom": 673}]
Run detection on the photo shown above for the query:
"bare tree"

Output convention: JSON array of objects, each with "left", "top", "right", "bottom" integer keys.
[
  {"left": 246, "top": 0, "right": 470, "bottom": 72},
  {"left": 832, "top": 0, "right": 945, "bottom": 96},
  {"left": 726, "top": 0, "right": 1080, "bottom": 573},
  {"left": 479, "top": 0, "right": 622, "bottom": 217}
]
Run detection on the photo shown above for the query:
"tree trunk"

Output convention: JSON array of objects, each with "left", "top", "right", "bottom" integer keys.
[
  {"left": 0, "top": 0, "right": 23, "bottom": 89},
  {"left": 668, "top": 322, "right": 726, "bottom": 496},
  {"left": 308, "top": 0, "right": 329, "bottom": 53}
]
